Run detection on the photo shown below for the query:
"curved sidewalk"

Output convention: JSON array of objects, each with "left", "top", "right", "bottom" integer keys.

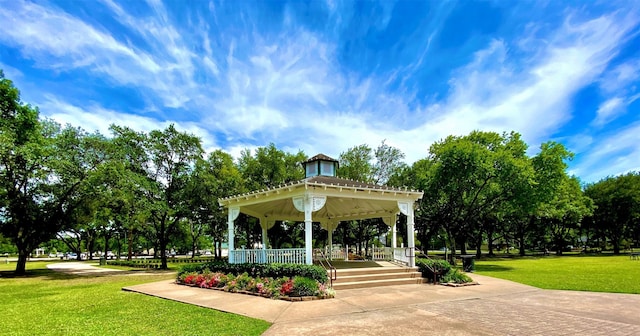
[
  {"left": 47, "top": 262, "right": 123, "bottom": 274},
  {"left": 122, "top": 273, "right": 640, "bottom": 335}
]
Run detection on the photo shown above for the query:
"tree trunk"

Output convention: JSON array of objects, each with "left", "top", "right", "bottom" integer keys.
[
  {"left": 487, "top": 228, "right": 495, "bottom": 257},
  {"left": 475, "top": 233, "right": 482, "bottom": 259},
  {"left": 127, "top": 227, "right": 133, "bottom": 261},
  {"left": 116, "top": 235, "right": 122, "bottom": 260},
  {"left": 15, "top": 247, "right": 30, "bottom": 275},
  {"left": 459, "top": 235, "right": 468, "bottom": 255},
  {"left": 446, "top": 230, "right": 456, "bottom": 265}
]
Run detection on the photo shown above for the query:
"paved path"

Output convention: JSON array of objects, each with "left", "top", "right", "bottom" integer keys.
[
  {"left": 47, "top": 262, "right": 123, "bottom": 275},
  {"left": 122, "top": 274, "right": 640, "bottom": 335}
]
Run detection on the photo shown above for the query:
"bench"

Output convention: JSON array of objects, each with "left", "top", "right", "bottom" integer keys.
[{"left": 631, "top": 253, "right": 640, "bottom": 260}]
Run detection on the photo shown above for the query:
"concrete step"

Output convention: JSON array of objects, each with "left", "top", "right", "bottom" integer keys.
[
  {"left": 332, "top": 277, "right": 427, "bottom": 290},
  {"left": 333, "top": 271, "right": 423, "bottom": 284},
  {"left": 334, "top": 267, "right": 419, "bottom": 277}
]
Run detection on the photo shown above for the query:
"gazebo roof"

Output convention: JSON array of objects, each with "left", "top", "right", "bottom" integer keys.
[
  {"left": 301, "top": 153, "right": 339, "bottom": 164},
  {"left": 219, "top": 175, "right": 423, "bottom": 223}
]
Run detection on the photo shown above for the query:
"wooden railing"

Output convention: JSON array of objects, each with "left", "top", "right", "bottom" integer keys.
[
  {"left": 230, "top": 248, "right": 306, "bottom": 264},
  {"left": 370, "top": 247, "right": 392, "bottom": 260},
  {"left": 393, "top": 247, "right": 411, "bottom": 265}
]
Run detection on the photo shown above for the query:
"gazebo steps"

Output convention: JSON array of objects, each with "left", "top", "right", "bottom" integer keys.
[
  {"left": 330, "top": 266, "right": 426, "bottom": 290},
  {"left": 332, "top": 277, "right": 427, "bottom": 290},
  {"left": 335, "top": 266, "right": 420, "bottom": 277}
]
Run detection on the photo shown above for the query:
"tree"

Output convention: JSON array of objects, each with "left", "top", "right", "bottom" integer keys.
[
  {"left": 337, "top": 144, "right": 373, "bottom": 182},
  {"left": 372, "top": 140, "right": 407, "bottom": 185},
  {"left": 585, "top": 172, "right": 640, "bottom": 254},
  {"left": 0, "top": 72, "right": 108, "bottom": 274},
  {"left": 423, "top": 131, "right": 532, "bottom": 261},
  {"left": 509, "top": 142, "right": 574, "bottom": 256},
  {"left": 187, "top": 150, "right": 242, "bottom": 258},
  {"left": 539, "top": 176, "right": 593, "bottom": 255},
  {"left": 143, "top": 125, "right": 203, "bottom": 269},
  {"left": 103, "top": 125, "right": 151, "bottom": 260}
]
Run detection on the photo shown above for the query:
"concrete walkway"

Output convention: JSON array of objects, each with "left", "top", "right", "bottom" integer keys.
[
  {"left": 47, "top": 262, "right": 123, "bottom": 274},
  {"left": 123, "top": 273, "right": 640, "bottom": 335}
]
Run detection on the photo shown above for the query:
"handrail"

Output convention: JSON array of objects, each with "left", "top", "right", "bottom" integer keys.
[{"left": 317, "top": 249, "right": 337, "bottom": 287}]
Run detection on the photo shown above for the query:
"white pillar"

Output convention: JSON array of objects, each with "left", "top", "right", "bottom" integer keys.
[
  {"left": 262, "top": 227, "right": 268, "bottom": 249},
  {"left": 228, "top": 207, "right": 239, "bottom": 263},
  {"left": 407, "top": 206, "right": 416, "bottom": 267},
  {"left": 392, "top": 222, "right": 397, "bottom": 249},
  {"left": 328, "top": 228, "right": 333, "bottom": 260},
  {"left": 304, "top": 196, "right": 313, "bottom": 265}
]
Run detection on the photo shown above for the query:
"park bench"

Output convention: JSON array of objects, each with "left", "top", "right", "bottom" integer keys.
[{"left": 630, "top": 252, "right": 640, "bottom": 260}]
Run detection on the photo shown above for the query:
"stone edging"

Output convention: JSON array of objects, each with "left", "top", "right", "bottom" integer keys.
[{"left": 440, "top": 281, "right": 480, "bottom": 287}]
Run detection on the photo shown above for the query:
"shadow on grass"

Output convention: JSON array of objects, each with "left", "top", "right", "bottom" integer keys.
[
  {"left": 0, "top": 268, "right": 174, "bottom": 281},
  {"left": 0, "top": 268, "right": 83, "bottom": 280},
  {"left": 474, "top": 264, "right": 514, "bottom": 272}
]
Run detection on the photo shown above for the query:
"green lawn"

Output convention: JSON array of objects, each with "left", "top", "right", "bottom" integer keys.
[
  {"left": 0, "top": 262, "right": 271, "bottom": 336},
  {"left": 475, "top": 255, "right": 640, "bottom": 294}
]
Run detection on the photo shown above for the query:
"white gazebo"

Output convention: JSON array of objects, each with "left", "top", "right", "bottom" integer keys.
[{"left": 218, "top": 154, "right": 424, "bottom": 267}]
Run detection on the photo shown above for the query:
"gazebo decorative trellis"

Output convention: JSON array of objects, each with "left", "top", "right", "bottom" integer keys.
[{"left": 218, "top": 154, "right": 424, "bottom": 267}]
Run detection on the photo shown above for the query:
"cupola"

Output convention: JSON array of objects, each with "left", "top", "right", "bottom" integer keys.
[{"left": 301, "top": 154, "right": 339, "bottom": 178}]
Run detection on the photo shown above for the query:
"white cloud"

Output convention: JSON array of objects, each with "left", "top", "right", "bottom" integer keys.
[
  {"left": 2, "top": 1, "right": 639, "bottom": 182},
  {"left": 572, "top": 121, "right": 640, "bottom": 182},
  {"left": 600, "top": 59, "right": 640, "bottom": 93},
  {"left": 38, "top": 96, "right": 219, "bottom": 151},
  {"left": 592, "top": 95, "right": 640, "bottom": 126}
]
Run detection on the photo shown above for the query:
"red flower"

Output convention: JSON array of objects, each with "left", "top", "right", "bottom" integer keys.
[{"left": 280, "top": 279, "right": 294, "bottom": 295}]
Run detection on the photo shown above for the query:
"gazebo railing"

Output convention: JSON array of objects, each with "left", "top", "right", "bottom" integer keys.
[
  {"left": 369, "top": 246, "right": 392, "bottom": 260},
  {"left": 393, "top": 247, "right": 410, "bottom": 265},
  {"left": 230, "top": 248, "right": 306, "bottom": 264}
]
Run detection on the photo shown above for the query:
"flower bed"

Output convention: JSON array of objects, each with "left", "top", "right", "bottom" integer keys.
[{"left": 176, "top": 269, "right": 335, "bottom": 300}]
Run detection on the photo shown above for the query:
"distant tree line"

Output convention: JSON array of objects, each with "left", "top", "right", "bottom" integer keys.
[{"left": 2, "top": 70, "right": 639, "bottom": 275}]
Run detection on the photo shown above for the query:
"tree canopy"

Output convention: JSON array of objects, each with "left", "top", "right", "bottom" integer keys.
[{"left": 2, "top": 69, "right": 639, "bottom": 274}]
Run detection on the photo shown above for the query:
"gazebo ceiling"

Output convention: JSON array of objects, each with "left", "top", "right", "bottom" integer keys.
[{"left": 219, "top": 175, "right": 424, "bottom": 223}]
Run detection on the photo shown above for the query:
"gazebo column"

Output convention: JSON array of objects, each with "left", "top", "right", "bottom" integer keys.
[
  {"left": 392, "top": 222, "right": 397, "bottom": 248},
  {"left": 259, "top": 217, "right": 275, "bottom": 249},
  {"left": 398, "top": 202, "right": 416, "bottom": 267},
  {"left": 293, "top": 195, "right": 327, "bottom": 265},
  {"left": 325, "top": 220, "right": 338, "bottom": 260},
  {"left": 227, "top": 207, "right": 240, "bottom": 263},
  {"left": 304, "top": 197, "right": 313, "bottom": 265},
  {"left": 383, "top": 215, "right": 397, "bottom": 249},
  {"left": 262, "top": 227, "right": 268, "bottom": 249}
]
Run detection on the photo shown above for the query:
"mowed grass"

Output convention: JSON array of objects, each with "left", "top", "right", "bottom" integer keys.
[
  {"left": 0, "top": 262, "right": 271, "bottom": 336},
  {"left": 475, "top": 255, "right": 640, "bottom": 294}
]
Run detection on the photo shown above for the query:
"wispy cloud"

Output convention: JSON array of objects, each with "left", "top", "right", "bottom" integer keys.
[
  {"left": 39, "top": 96, "right": 219, "bottom": 151},
  {"left": 571, "top": 121, "right": 640, "bottom": 182},
  {"left": 0, "top": 1, "right": 638, "bottom": 182}
]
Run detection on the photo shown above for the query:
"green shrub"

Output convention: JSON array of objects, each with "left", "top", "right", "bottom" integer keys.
[
  {"left": 442, "top": 269, "right": 473, "bottom": 284},
  {"left": 178, "top": 261, "right": 328, "bottom": 283},
  {"left": 292, "top": 276, "right": 319, "bottom": 297},
  {"left": 416, "top": 258, "right": 474, "bottom": 284},
  {"left": 416, "top": 258, "right": 452, "bottom": 277}
]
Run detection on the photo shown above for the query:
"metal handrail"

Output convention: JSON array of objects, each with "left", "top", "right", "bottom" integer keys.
[{"left": 317, "top": 250, "right": 337, "bottom": 287}]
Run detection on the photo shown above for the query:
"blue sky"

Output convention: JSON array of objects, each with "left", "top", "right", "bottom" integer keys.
[{"left": 1, "top": 0, "right": 639, "bottom": 183}]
